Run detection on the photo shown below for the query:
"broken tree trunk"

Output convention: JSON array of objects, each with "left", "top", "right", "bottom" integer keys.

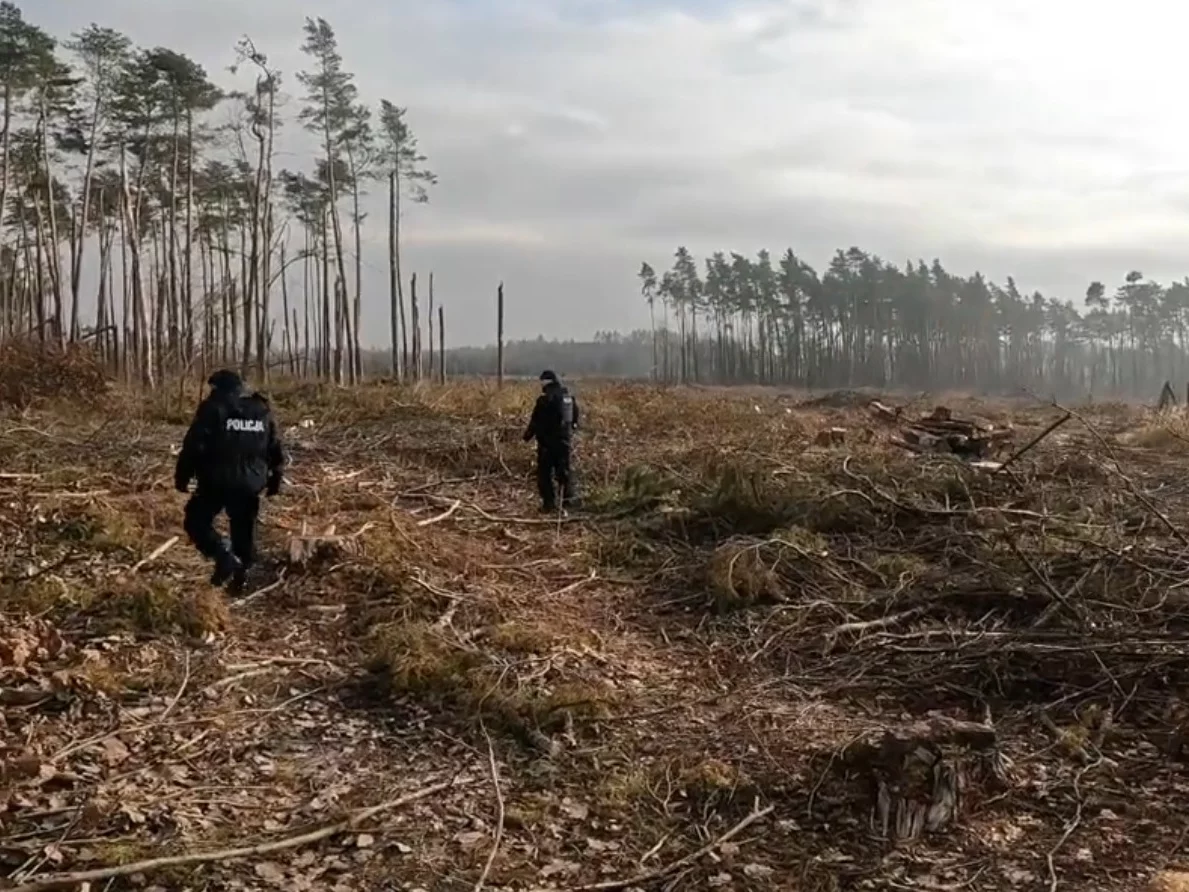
[
  {"left": 496, "top": 281, "right": 504, "bottom": 389},
  {"left": 1158, "top": 380, "right": 1177, "bottom": 411}
]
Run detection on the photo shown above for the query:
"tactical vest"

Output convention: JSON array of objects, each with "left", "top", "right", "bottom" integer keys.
[{"left": 214, "top": 394, "right": 270, "bottom": 461}]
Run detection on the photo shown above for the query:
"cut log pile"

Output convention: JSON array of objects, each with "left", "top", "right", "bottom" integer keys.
[{"left": 869, "top": 402, "right": 1013, "bottom": 459}]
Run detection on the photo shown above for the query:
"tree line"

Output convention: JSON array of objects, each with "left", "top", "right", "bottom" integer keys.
[
  {"left": 0, "top": 1, "right": 441, "bottom": 387},
  {"left": 637, "top": 247, "right": 1189, "bottom": 398}
]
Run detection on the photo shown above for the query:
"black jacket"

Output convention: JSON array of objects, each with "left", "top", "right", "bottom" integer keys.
[
  {"left": 524, "top": 383, "right": 579, "bottom": 446},
  {"left": 175, "top": 387, "right": 285, "bottom": 494}
]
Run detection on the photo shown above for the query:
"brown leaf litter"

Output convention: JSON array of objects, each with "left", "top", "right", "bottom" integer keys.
[{"left": 1, "top": 380, "right": 1188, "bottom": 890}]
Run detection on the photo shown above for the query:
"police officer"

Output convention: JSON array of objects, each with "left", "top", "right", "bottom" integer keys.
[
  {"left": 523, "top": 370, "right": 580, "bottom": 512},
  {"left": 174, "top": 369, "right": 286, "bottom": 591}
]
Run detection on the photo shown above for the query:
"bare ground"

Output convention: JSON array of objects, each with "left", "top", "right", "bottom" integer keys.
[{"left": 3, "top": 374, "right": 1189, "bottom": 891}]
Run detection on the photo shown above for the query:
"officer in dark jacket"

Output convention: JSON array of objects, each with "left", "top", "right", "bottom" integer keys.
[
  {"left": 523, "top": 370, "right": 580, "bottom": 512},
  {"left": 175, "top": 369, "right": 286, "bottom": 590}
]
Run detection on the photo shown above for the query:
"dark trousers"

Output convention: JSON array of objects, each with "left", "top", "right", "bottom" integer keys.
[
  {"left": 537, "top": 441, "right": 575, "bottom": 509},
  {"left": 184, "top": 488, "right": 261, "bottom": 568}
]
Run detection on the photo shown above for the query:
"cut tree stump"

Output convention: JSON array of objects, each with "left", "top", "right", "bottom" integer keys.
[
  {"left": 813, "top": 427, "right": 847, "bottom": 447},
  {"left": 836, "top": 714, "right": 1009, "bottom": 842},
  {"left": 285, "top": 522, "right": 368, "bottom": 566}
]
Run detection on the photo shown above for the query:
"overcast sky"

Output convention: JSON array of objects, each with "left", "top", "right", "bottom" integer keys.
[{"left": 31, "top": 0, "right": 1189, "bottom": 346}]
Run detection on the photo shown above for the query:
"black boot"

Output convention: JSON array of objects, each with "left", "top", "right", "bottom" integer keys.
[
  {"left": 228, "top": 566, "right": 249, "bottom": 597},
  {"left": 210, "top": 550, "right": 241, "bottom": 587}
]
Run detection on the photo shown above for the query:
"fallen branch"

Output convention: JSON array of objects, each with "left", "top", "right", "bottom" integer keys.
[
  {"left": 1049, "top": 399, "right": 1189, "bottom": 548},
  {"left": 158, "top": 649, "right": 191, "bottom": 720},
  {"left": 233, "top": 571, "right": 288, "bottom": 606},
  {"left": 829, "top": 606, "right": 928, "bottom": 639},
  {"left": 131, "top": 535, "right": 179, "bottom": 573},
  {"left": 472, "top": 724, "right": 505, "bottom": 892},
  {"left": 546, "top": 569, "right": 598, "bottom": 598},
  {"left": 7, "top": 780, "right": 460, "bottom": 892},
  {"left": 418, "top": 499, "right": 461, "bottom": 527},
  {"left": 567, "top": 803, "right": 775, "bottom": 892},
  {"left": 994, "top": 412, "right": 1070, "bottom": 476}
]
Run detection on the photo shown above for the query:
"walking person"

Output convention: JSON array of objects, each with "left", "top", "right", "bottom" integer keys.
[
  {"left": 523, "top": 369, "right": 581, "bottom": 512},
  {"left": 175, "top": 369, "right": 286, "bottom": 592}
]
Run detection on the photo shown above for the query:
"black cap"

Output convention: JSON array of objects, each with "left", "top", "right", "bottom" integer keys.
[
  {"left": 207, "top": 369, "right": 243, "bottom": 392},
  {"left": 539, "top": 369, "right": 559, "bottom": 383}
]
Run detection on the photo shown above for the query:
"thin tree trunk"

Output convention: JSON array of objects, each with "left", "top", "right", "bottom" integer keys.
[
  {"left": 29, "top": 203, "right": 47, "bottom": 340},
  {"left": 347, "top": 144, "right": 363, "bottom": 383},
  {"left": 108, "top": 233, "right": 119, "bottom": 371},
  {"left": 321, "top": 208, "right": 331, "bottom": 380},
  {"left": 38, "top": 99, "right": 65, "bottom": 347},
  {"left": 409, "top": 272, "right": 420, "bottom": 381},
  {"left": 496, "top": 281, "right": 504, "bottom": 388},
  {"left": 394, "top": 177, "right": 408, "bottom": 376},
  {"left": 280, "top": 241, "right": 291, "bottom": 373},
  {"left": 72, "top": 90, "right": 104, "bottom": 342},
  {"left": 167, "top": 110, "right": 182, "bottom": 360},
  {"left": 119, "top": 145, "right": 153, "bottom": 387},
  {"left": 0, "top": 85, "right": 12, "bottom": 262},
  {"left": 302, "top": 225, "right": 311, "bottom": 377},
  {"left": 388, "top": 171, "right": 399, "bottom": 379},
  {"left": 118, "top": 192, "right": 130, "bottom": 380},
  {"left": 95, "top": 223, "right": 112, "bottom": 363},
  {"left": 184, "top": 108, "right": 196, "bottom": 362},
  {"left": 428, "top": 272, "right": 434, "bottom": 382}
]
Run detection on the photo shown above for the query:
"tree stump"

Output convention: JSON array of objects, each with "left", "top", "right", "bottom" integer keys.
[
  {"left": 285, "top": 523, "right": 363, "bottom": 566},
  {"left": 838, "top": 714, "right": 1009, "bottom": 842}
]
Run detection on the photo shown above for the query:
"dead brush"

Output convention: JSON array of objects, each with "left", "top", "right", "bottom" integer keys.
[
  {"left": 594, "top": 756, "right": 756, "bottom": 816},
  {"left": 706, "top": 539, "right": 785, "bottom": 609},
  {"left": 87, "top": 578, "right": 230, "bottom": 637},
  {"left": 0, "top": 339, "right": 109, "bottom": 411},
  {"left": 587, "top": 464, "right": 681, "bottom": 513},
  {"left": 1122, "top": 411, "right": 1189, "bottom": 451},
  {"left": 673, "top": 757, "right": 758, "bottom": 812},
  {"left": 702, "top": 526, "right": 842, "bottom": 611},
  {"left": 689, "top": 463, "right": 792, "bottom": 535},
  {"left": 368, "top": 619, "right": 620, "bottom": 748},
  {"left": 268, "top": 376, "right": 534, "bottom": 423},
  {"left": 32, "top": 499, "right": 147, "bottom": 555}
]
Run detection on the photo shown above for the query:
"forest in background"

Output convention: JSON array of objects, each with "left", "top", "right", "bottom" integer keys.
[
  {"left": 0, "top": 1, "right": 439, "bottom": 387},
  {"left": 441, "top": 250, "right": 1189, "bottom": 400},
  {"left": 630, "top": 249, "right": 1189, "bottom": 398},
  {"left": 3, "top": 0, "right": 1188, "bottom": 399}
]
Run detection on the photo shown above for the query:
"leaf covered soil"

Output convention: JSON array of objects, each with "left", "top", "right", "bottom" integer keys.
[{"left": 3, "top": 375, "right": 1189, "bottom": 890}]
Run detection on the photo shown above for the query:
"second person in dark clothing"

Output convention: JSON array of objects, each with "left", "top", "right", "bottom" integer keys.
[
  {"left": 523, "top": 369, "right": 580, "bottom": 512},
  {"left": 175, "top": 369, "right": 286, "bottom": 591}
]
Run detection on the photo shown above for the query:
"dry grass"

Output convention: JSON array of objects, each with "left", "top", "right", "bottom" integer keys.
[
  {"left": 0, "top": 337, "right": 109, "bottom": 410},
  {"left": 1, "top": 368, "right": 1187, "bottom": 891}
]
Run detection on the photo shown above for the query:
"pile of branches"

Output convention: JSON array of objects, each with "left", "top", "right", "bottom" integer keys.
[
  {"left": 642, "top": 417, "right": 1189, "bottom": 725},
  {"left": 0, "top": 339, "right": 109, "bottom": 410},
  {"left": 870, "top": 401, "right": 1014, "bottom": 459}
]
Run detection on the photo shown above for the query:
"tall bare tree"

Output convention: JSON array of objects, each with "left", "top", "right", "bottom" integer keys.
[
  {"left": 377, "top": 99, "right": 435, "bottom": 378},
  {"left": 297, "top": 17, "right": 357, "bottom": 385},
  {"left": 63, "top": 25, "right": 129, "bottom": 342}
]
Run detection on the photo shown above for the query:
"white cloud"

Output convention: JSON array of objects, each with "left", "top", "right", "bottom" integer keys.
[{"left": 29, "top": 0, "right": 1189, "bottom": 345}]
